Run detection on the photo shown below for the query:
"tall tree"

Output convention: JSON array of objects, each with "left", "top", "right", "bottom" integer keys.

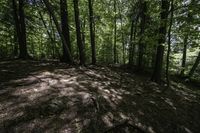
[
  {"left": 180, "top": 35, "right": 188, "bottom": 76},
  {"left": 113, "top": 0, "right": 117, "bottom": 64},
  {"left": 73, "top": 0, "right": 85, "bottom": 65},
  {"left": 43, "top": 0, "right": 73, "bottom": 63},
  {"left": 60, "top": 0, "right": 71, "bottom": 63},
  {"left": 137, "top": 0, "right": 147, "bottom": 70},
  {"left": 188, "top": 51, "right": 200, "bottom": 78},
  {"left": 129, "top": 14, "right": 139, "bottom": 66},
  {"left": 88, "top": 0, "right": 96, "bottom": 65},
  {"left": 12, "top": 0, "right": 29, "bottom": 59},
  {"left": 166, "top": 0, "right": 174, "bottom": 87},
  {"left": 151, "top": 0, "right": 170, "bottom": 83}
]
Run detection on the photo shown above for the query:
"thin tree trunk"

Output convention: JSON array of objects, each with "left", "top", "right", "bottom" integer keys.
[
  {"left": 129, "top": 20, "right": 134, "bottom": 65},
  {"left": 18, "top": 0, "right": 29, "bottom": 58},
  {"left": 43, "top": 0, "right": 73, "bottom": 63},
  {"left": 13, "top": 31, "right": 18, "bottom": 56},
  {"left": 88, "top": 0, "right": 96, "bottom": 65},
  {"left": 188, "top": 52, "right": 200, "bottom": 78},
  {"left": 50, "top": 16, "right": 56, "bottom": 58},
  {"left": 12, "top": 0, "right": 28, "bottom": 59},
  {"left": 38, "top": 12, "right": 60, "bottom": 58},
  {"left": 73, "top": 0, "right": 85, "bottom": 65},
  {"left": 166, "top": 0, "right": 174, "bottom": 87},
  {"left": 138, "top": 1, "right": 147, "bottom": 70},
  {"left": 60, "top": 0, "right": 71, "bottom": 62},
  {"left": 113, "top": 0, "right": 117, "bottom": 64},
  {"left": 151, "top": 0, "right": 170, "bottom": 83},
  {"left": 129, "top": 14, "right": 139, "bottom": 66},
  {"left": 180, "top": 35, "right": 188, "bottom": 76},
  {"left": 119, "top": 8, "right": 125, "bottom": 65}
]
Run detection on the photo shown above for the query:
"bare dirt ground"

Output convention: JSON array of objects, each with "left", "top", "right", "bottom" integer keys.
[{"left": 0, "top": 60, "right": 200, "bottom": 133}]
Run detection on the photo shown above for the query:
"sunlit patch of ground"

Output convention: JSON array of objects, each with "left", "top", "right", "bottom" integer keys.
[{"left": 0, "top": 60, "right": 200, "bottom": 133}]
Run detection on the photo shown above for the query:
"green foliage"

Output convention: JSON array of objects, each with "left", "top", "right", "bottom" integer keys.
[{"left": 0, "top": 0, "right": 199, "bottom": 78}]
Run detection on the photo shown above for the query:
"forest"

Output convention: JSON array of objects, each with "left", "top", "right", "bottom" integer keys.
[{"left": 0, "top": 0, "right": 200, "bottom": 132}]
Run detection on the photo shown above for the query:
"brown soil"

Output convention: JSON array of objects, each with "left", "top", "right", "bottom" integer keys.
[{"left": 0, "top": 60, "right": 200, "bottom": 133}]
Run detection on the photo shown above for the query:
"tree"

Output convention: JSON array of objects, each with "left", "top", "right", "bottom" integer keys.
[
  {"left": 43, "top": 0, "right": 73, "bottom": 63},
  {"left": 188, "top": 52, "right": 200, "bottom": 78},
  {"left": 73, "top": 0, "right": 85, "bottom": 65},
  {"left": 151, "top": 0, "right": 170, "bottom": 83},
  {"left": 113, "top": 0, "right": 117, "bottom": 64},
  {"left": 137, "top": 0, "right": 147, "bottom": 70},
  {"left": 166, "top": 0, "right": 174, "bottom": 87},
  {"left": 88, "top": 0, "right": 96, "bottom": 65},
  {"left": 12, "top": 0, "right": 29, "bottom": 59},
  {"left": 180, "top": 35, "right": 188, "bottom": 76},
  {"left": 60, "top": 0, "right": 71, "bottom": 63}
]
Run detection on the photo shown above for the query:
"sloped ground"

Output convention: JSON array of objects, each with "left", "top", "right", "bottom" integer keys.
[{"left": 0, "top": 60, "right": 200, "bottom": 133}]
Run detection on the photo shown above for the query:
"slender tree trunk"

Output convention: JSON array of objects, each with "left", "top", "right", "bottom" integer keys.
[
  {"left": 60, "top": 0, "right": 71, "bottom": 62},
  {"left": 119, "top": 8, "right": 125, "bottom": 65},
  {"left": 138, "top": 1, "right": 147, "bottom": 70},
  {"left": 18, "top": 0, "right": 29, "bottom": 58},
  {"left": 129, "top": 20, "right": 134, "bottom": 65},
  {"left": 129, "top": 14, "right": 139, "bottom": 66},
  {"left": 180, "top": 35, "right": 188, "bottom": 76},
  {"left": 13, "top": 31, "right": 18, "bottom": 56},
  {"left": 50, "top": 16, "right": 56, "bottom": 58},
  {"left": 12, "top": 0, "right": 28, "bottom": 59},
  {"left": 73, "top": 0, "right": 85, "bottom": 65},
  {"left": 43, "top": 0, "right": 73, "bottom": 63},
  {"left": 38, "top": 12, "right": 60, "bottom": 58},
  {"left": 88, "top": 0, "right": 96, "bottom": 65},
  {"left": 113, "top": 0, "right": 117, "bottom": 64},
  {"left": 166, "top": 0, "right": 174, "bottom": 87},
  {"left": 151, "top": 0, "right": 170, "bottom": 83},
  {"left": 188, "top": 52, "right": 200, "bottom": 78},
  {"left": 81, "top": 18, "right": 86, "bottom": 54}
]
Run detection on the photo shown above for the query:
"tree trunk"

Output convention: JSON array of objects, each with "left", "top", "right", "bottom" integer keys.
[
  {"left": 113, "top": 0, "right": 117, "bottom": 64},
  {"left": 12, "top": 0, "right": 28, "bottom": 59},
  {"left": 38, "top": 12, "right": 60, "bottom": 58},
  {"left": 60, "top": 0, "right": 71, "bottom": 63},
  {"left": 166, "top": 0, "right": 174, "bottom": 87},
  {"left": 138, "top": 1, "right": 147, "bottom": 70},
  {"left": 180, "top": 35, "right": 188, "bottom": 76},
  {"left": 129, "top": 15, "right": 139, "bottom": 66},
  {"left": 88, "top": 0, "right": 96, "bottom": 65},
  {"left": 13, "top": 31, "right": 18, "bottom": 56},
  {"left": 151, "top": 0, "right": 169, "bottom": 83},
  {"left": 129, "top": 21, "right": 134, "bottom": 65},
  {"left": 73, "top": 0, "right": 85, "bottom": 65},
  {"left": 43, "top": 0, "right": 73, "bottom": 63},
  {"left": 18, "top": 0, "right": 29, "bottom": 58},
  {"left": 188, "top": 52, "right": 200, "bottom": 78}
]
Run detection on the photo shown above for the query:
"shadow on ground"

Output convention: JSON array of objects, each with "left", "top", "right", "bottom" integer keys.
[{"left": 0, "top": 60, "right": 200, "bottom": 133}]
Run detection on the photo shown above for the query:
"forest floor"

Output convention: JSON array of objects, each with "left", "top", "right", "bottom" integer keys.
[{"left": 0, "top": 60, "right": 200, "bottom": 133}]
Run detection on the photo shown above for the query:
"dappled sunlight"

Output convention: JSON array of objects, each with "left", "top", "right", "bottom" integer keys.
[{"left": 0, "top": 61, "right": 200, "bottom": 132}]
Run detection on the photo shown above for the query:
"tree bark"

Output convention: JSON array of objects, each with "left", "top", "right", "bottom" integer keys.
[
  {"left": 166, "top": 0, "right": 174, "bottom": 87},
  {"left": 73, "top": 0, "right": 85, "bottom": 65},
  {"left": 18, "top": 0, "right": 29, "bottom": 58},
  {"left": 38, "top": 12, "right": 60, "bottom": 58},
  {"left": 60, "top": 0, "right": 71, "bottom": 62},
  {"left": 113, "top": 0, "right": 117, "bottom": 64},
  {"left": 12, "top": 0, "right": 29, "bottom": 59},
  {"left": 151, "top": 0, "right": 170, "bottom": 83},
  {"left": 88, "top": 0, "right": 96, "bottom": 65},
  {"left": 138, "top": 1, "right": 147, "bottom": 70},
  {"left": 180, "top": 35, "right": 188, "bottom": 76},
  {"left": 43, "top": 0, "right": 73, "bottom": 63},
  {"left": 188, "top": 52, "right": 200, "bottom": 78}
]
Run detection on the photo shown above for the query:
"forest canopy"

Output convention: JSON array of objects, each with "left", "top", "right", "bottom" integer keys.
[{"left": 0, "top": 0, "right": 200, "bottom": 81}]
